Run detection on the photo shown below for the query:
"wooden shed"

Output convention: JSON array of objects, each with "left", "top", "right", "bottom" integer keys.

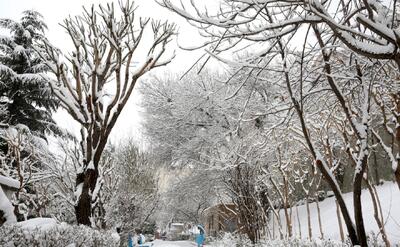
[
  {"left": 0, "top": 175, "right": 19, "bottom": 200},
  {"left": 0, "top": 175, "right": 19, "bottom": 225}
]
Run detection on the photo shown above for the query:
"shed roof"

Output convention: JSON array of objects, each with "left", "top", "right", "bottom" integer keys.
[{"left": 0, "top": 175, "right": 19, "bottom": 190}]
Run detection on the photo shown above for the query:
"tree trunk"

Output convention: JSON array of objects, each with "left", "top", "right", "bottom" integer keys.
[
  {"left": 353, "top": 171, "right": 368, "bottom": 247},
  {"left": 316, "top": 160, "right": 359, "bottom": 245},
  {"left": 271, "top": 177, "right": 292, "bottom": 238},
  {"left": 316, "top": 198, "right": 324, "bottom": 239},
  {"left": 335, "top": 200, "right": 344, "bottom": 242},
  {"left": 371, "top": 135, "right": 380, "bottom": 185},
  {"left": 283, "top": 180, "right": 292, "bottom": 238},
  {"left": 272, "top": 211, "right": 275, "bottom": 239},
  {"left": 266, "top": 194, "right": 283, "bottom": 239},
  {"left": 395, "top": 168, "right": 400, "bottom": 190},
  {"left": 394, "top": 92, "right": 400, "bottom": 190},
  {"left": 75, "top": 166, "right": 98, "bottom": 225},
  {"left": 366, "top": 180, "right": 390, "bottom": 247},
  {"left": 295, "top": 205, "right": 302, "bottom": 239},
  {"left": 306, "top": 196, "right": 312, "bottom": 239}
]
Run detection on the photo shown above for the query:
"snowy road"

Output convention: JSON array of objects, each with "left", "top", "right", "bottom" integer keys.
[{"left": 152, "top": 240, "right": 198, "bottom": 247}]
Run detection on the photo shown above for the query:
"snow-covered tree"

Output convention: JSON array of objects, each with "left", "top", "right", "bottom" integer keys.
[
  {"left": 105, "top": 140, "right": 160, "bottom": 233},
  {"left": 36, "top": 1, "right": 176, "bottom": 226},
  {"left": 0, "top": 10, "right": 58, "bottom": 140}
]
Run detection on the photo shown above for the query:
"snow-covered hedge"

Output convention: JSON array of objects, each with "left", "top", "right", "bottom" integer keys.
[{"left": 0, "top": 220, "right": 120, "bottom": 247}]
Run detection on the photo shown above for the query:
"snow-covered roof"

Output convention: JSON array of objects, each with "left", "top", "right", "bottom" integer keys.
[{"left": 0, "top": 175, "right": 20, "bottom": 189}]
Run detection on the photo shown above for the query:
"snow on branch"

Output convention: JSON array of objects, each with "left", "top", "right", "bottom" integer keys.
[
  {"left": 160, "top": 0, "right": 400, "bottom": 64},
  {"left": 34, "top": 1, "right": 176, "bottom": 167}
]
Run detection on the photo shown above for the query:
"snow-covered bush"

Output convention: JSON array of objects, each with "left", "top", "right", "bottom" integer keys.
[{"left": 0, "top": 221, "right": 120, "bottom": 246}]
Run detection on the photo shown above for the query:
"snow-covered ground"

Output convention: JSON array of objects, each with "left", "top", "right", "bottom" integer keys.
[
  {"left": 275, "top": 181, "right": 400, "bottom": 243},
  {"left": 152, "top": 240, "right": 200, "bottom": 247}
]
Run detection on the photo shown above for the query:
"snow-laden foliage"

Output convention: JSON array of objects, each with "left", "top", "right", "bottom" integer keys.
[
  {"left": 160, "top": 0, "right": 400, "bottom": 61},
  {"left": 139, "top": 69, "right": 271, "bottom": 169},
  {"left": 0, "top": 221, "right": 120, "bottom": 246},
  {"left": 0, "top": 10, "right": 58, "bottom": 138}
]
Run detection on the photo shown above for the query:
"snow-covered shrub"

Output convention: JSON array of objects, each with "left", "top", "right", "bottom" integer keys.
[{"left": 0, "top": 221, "right": 120, "bottom": 246}]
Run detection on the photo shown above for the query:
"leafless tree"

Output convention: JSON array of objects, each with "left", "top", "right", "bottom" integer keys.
[{"left": 36, "top": 1, "right": 176, "bottom": 225}]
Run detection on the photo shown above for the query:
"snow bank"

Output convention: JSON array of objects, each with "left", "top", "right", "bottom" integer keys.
[{"left": 274, "top": 181, "right": 400, "bottom": 243}]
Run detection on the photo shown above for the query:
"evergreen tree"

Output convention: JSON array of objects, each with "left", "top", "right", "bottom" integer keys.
[{"left": 0, "top": 10, "right": 58, "bottom": 139}]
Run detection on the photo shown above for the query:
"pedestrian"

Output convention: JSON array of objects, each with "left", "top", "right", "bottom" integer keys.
[
  {"left": 138, "top": 232, "right": 146, "bottom": 245},
  {"left": 195, "top": 224, "right": 205, "bottom": 247},
  {"left": 161, "top": 231, "right": 167, "bottom": 240},
  {"left": 128, "top": 232, "right": 134, "bottom": 247}
]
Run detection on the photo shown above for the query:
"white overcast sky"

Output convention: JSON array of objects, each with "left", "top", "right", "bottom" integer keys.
[{"left": 0, "top": 0, "right": 211, "bottom": 146}]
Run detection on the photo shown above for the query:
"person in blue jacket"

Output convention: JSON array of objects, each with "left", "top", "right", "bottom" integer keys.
[
  {"left": 195, "top": 224, "right": 206, "bottom": 247},
  {"left": 128, "top": 232, "right": 133, "bottom": 247}
]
